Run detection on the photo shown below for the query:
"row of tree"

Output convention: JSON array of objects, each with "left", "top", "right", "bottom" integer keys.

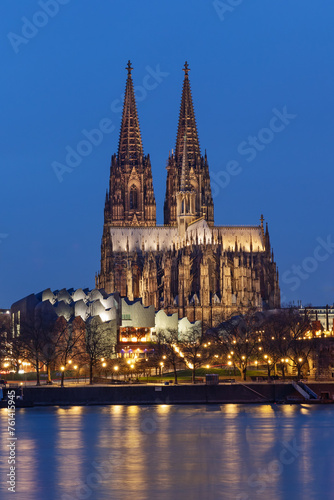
[
  {"left": 1, "top": 312, "right": 115, "bottom": 386},
  {"left": 0, "top": 307, "right": 317, "bottom": 385}
]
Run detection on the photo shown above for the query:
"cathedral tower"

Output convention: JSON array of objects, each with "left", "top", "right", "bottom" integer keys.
[
  {"left": 97, "top": 62, "right": 280, "bottom": 323},
  {"left": 104, "top": 61, "right": 156, "bottom": 227},
  {"left": 164, "top": 62, "right": 214, "bottom": 227}
]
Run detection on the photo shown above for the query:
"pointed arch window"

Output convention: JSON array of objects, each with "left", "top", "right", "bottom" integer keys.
[{"left": 130, "top": 185, "right": 138, "bottom": 209}]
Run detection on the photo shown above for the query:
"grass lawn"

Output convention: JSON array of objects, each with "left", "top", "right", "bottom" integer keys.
[{"left": 139, "top": 367, "right": 268, "bottom": 383}]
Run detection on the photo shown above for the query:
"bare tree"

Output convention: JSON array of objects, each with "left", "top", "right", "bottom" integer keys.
[
  {"left": 179, "top": 327, "right": 210, "bottom": 384},
  {"left": 283, "top": 308, "right": 313, "bottom": 379},
  {"left": 85, "top": 317, "right": 116, "bottom": 384},
  {"left": 212, "top": 310, "right": 261, "bottom": 381},
  {"left": 56, "top": 316, "right": 87, "bottom": 387},
  {"left": 17, "top": 302, "right": 62, "bottom": 385},
  {"left": 157, "top": 329, "right": 181, "bottom": 384}
]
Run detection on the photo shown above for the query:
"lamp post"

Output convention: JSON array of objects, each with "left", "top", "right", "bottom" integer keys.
[
  {"left": 113, "top": 365, "right": 119, "bottom": 382},
  {"left": 102, "top": 362, "right": 107, "bottom": 380},
  {"left": 73, "top": 365, "right": 78, "bottom": 383}
]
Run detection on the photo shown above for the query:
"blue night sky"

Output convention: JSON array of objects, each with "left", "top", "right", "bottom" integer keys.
[{"left": 1, "top": 0, "right": 334, "bottom": 308}]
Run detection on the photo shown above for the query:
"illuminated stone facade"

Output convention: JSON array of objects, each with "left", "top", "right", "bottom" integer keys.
[{"left": 97, "top": 62, "right": 280, "bottom": 326}]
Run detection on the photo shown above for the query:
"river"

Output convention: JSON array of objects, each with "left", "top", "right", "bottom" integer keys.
[{"left": 0, "top": 404, "right": 333, "bottom": 500}]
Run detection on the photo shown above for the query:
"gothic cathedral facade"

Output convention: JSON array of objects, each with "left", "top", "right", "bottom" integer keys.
[{"left": 97, "top": 61, "right": 280, "bottom": 326}]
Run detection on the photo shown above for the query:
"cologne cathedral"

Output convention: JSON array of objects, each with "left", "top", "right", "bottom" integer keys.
[{"left": 97, "top": 61, "right": 280, "bottom": 326}]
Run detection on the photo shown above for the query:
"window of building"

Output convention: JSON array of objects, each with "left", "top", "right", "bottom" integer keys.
[{"left": 130, "top": 185, "right": 138, "bottom": 209}]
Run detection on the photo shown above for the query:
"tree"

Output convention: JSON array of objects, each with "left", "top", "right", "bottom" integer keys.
[
  {"left": 212, "top": 310, "right": 261, "bottom": 381},
  {"left": 283, "top": 308, "right": 313, "bottom": 380},
  {"left": 156, "top": 329, "right": 181, "bottom": 384},
  {"left": 85, "top": 317, "right": 116, "bottom": 384},
  {"left": 56, "top": 316, "right": 87, "bottom": 387},
  {"left": 20, "top": 302, "right": 57, "bottom": 385},
  {"left": 179, "top": 327, "right": 210, "bottom": 384}
]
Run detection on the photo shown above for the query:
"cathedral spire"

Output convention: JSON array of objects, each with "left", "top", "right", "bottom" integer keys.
[
  {"left": 175, "top": 62, "right": 201, "bottom": 164},
  {"left": 164, "top": 62, "right": 214, "bottom": 227},
  {"left": 103, "top": 62, "right": 156, "bottom": 227},
  {"left": 118, "top": 60, "right": 143, "bottom": 166}
]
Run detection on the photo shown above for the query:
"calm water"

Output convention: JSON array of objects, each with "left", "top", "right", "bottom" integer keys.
[{"left": 0, "top": 404, "right": 334, "bottom": 500}]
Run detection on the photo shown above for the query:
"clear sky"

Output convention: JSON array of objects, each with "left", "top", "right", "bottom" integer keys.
[{"left": 1, "top": 0, "right": 334, "bottom": 308}]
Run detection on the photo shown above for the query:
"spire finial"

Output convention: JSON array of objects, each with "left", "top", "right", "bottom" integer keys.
[
  {"left": 183, "top": 61, "right": 190, "bottom": 75},
  {"left": 126, "top": 60, "right": 133, "bottom": 75}
]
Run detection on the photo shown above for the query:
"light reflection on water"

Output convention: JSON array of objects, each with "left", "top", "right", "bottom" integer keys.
[{"left": 0, "top": 404, "right": 334, "bottom": 500}]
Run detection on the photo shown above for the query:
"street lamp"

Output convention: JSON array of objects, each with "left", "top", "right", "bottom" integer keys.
[{"left": 73, "top": 365, "right": 78, "bottom": 383}]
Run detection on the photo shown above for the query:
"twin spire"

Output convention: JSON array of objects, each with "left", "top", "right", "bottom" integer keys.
[
  {"left": 111, "top": 60, "right": 214, "bottom": 228},
  {"left": 117, "top": 60, "right": 201, "bottom": 170}
]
